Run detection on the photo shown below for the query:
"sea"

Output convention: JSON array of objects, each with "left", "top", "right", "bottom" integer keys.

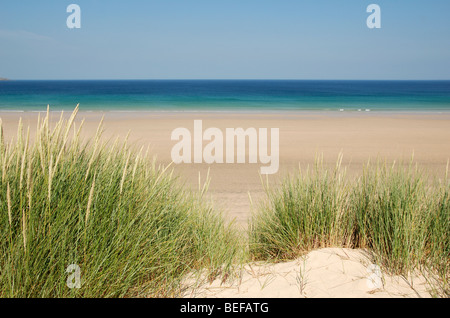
[{"left": 0, "top": 80, "right": 449, "bottom": 112}]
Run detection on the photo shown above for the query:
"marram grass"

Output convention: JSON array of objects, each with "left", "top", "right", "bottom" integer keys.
[
  {"left": 0, "top": 107, "right": 242, "bottom": 297},
  {"left": 250, "top": 156, "right": 449, "bottom": 296}
]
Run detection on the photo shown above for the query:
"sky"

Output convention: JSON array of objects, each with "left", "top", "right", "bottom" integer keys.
[{"left": 0, "top": 0, "right": 449, "bottom": 80}]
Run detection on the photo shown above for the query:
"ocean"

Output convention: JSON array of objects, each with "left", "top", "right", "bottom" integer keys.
[{"left": 0, "top": 80, "right": 449, "bottom": 112}]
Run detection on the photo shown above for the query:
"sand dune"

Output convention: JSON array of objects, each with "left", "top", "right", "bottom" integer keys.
[
  {"left": 1, "top": 111, "right": 448, "bottom": 298},
  {"left": 184, "top": 248, "right": 434, "bottom": 298}
]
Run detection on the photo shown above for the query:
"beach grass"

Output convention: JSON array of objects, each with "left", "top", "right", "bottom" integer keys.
[
  {"left": 249, "top": 156, "right": 449, "bottom": 296},
  {"left": 0, "top": 106, "right": 242, "bottom": 297}
]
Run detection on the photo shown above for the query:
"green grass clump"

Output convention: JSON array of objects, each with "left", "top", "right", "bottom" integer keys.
[
  {"left": 250, "top": 157, "right": 449, "bottom": 295},
  {"left": 0, "top": 107, "right": 241, "bottom": 297},
  {"left": 351, "top": 163, "right": 449, "bottom": 292},
  {"left": 249, "top": 157, "right": 351, "bottom": 259}
]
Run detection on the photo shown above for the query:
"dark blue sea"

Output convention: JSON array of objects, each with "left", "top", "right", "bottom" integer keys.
[{"left": 0, "top": 80, "right": 449, "bottom": 112}]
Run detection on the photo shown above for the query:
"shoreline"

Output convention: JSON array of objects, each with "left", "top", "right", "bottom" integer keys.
[{"left": 2, "top": 109, "right": 450, "bottom": 115}]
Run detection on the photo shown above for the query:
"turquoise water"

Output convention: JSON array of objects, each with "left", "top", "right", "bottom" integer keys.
[{"left": 0, "top": 80, "right": 450, "bottom": 112}]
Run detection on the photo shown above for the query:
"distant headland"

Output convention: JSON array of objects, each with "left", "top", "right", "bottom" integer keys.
[{"left": 0, "top": 77, "right": 9, "bottom": 81}]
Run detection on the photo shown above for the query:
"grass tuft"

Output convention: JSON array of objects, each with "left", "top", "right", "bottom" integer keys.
[
  {"left": 250, "top": 157, "right": 449, "bottom": 296},
  {"left": 0, "top": 107, "right": 241, "bottom": 297}
]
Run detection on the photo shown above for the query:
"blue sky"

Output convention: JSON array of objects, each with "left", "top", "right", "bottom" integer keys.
[{"left": 0, "top": 0, "right": 449, "bottom": 80}]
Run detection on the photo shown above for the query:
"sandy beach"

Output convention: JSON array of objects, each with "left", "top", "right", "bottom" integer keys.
[
  {"left": 1, "top": 110, "right": 449, "bottom": 298},
  {"left": 2, "top": 110, "right": 450, "bottom": 228}
]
